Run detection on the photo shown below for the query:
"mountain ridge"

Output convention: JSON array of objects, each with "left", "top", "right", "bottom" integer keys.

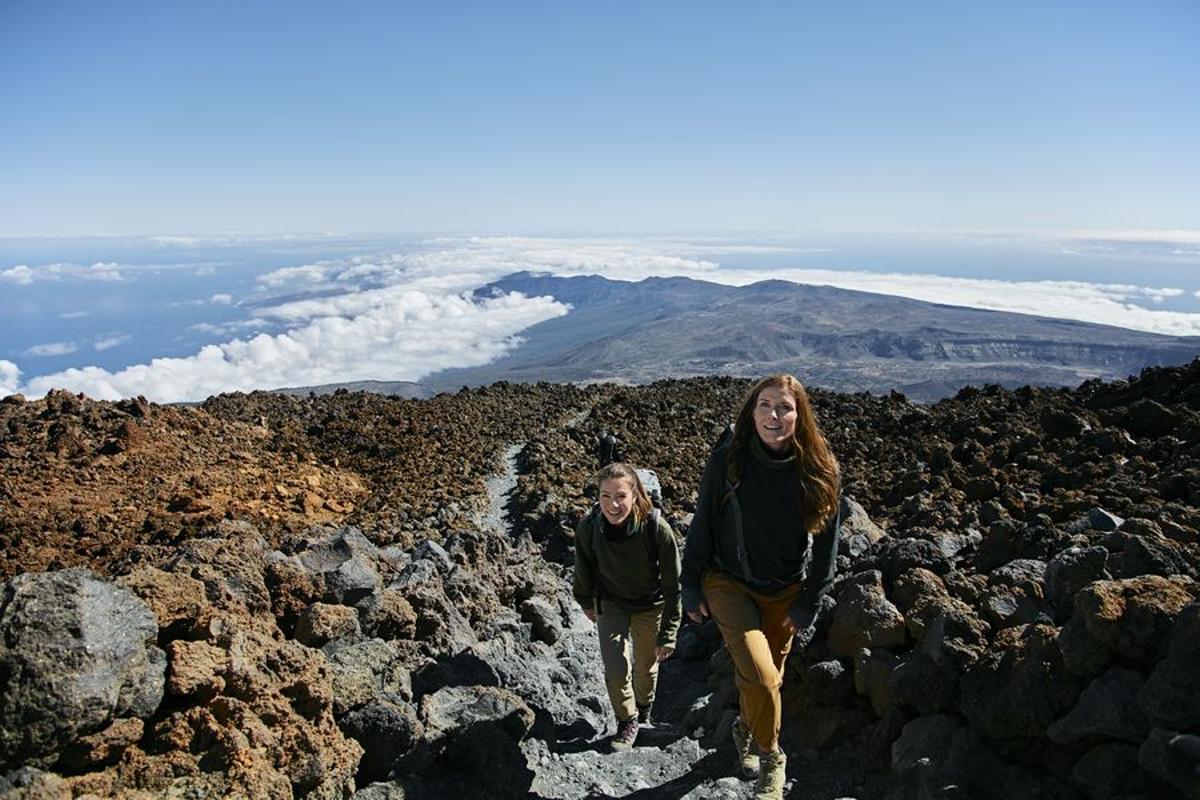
[{"left": 418, "top": 271, "right": 1200, "bottom": 400}]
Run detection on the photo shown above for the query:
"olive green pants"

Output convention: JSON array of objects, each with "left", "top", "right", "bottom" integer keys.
[
  {"left": 597, "top": 605, "right": 662, "bottom": 723},
  {"left": 703, "top": 571, "right": 802, "bottom": 752}
]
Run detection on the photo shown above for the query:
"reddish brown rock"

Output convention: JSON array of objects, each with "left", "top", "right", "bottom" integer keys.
[
  {"left": 167, "top": 639, "right": 228, "bottom": 699},
  {"left": 117, "top": 566, "right": 207, "bottom": 629},
  {"left": 1074, "top": 576, "right": 1199, "bottom": 663},
  {"left": 294, "top": 602, "right": 360, "bottom": 648}
]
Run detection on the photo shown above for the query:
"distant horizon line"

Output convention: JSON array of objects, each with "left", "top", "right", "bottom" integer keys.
[{"left": 3, "top": 227, "right": 1200, "bottom": 244}]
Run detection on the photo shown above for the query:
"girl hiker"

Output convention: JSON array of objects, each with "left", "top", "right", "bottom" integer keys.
[
  {"left": 681, "top": 374, "right": 841, "bottom": 800},
  {"left": 573, "top": 462, "right": 682, "bottom": 751}
]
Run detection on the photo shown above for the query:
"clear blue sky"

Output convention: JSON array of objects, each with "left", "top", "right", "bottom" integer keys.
[{"left": 2, "top": 1, "right": 1197, "bottom": 235}]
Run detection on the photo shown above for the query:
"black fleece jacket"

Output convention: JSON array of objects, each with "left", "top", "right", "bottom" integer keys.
[{"left": 680, "top": 437, "right": 840, "bottom": 631}]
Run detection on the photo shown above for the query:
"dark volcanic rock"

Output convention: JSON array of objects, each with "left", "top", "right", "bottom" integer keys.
[
  {"left": 888, "top": 652, "right": 959, "bottom": 715},
  {"left": 1045, "top": 546, "right": 1110, "bottom": 623},
  {"left": 889, "top": 714, "right": 1041, "bottom": 800},
  {"left": 340, "top": 695, "right": 425, "bottom": 782},
  {"left": 1047, "top": 667, "right": 1151, "bottom": 745},
  {"left": 298, "top": 528, "right": 384, "bottom": 605},
  {"left": 0, "top": 569, "right": 165, "bottom": 769},
  {"left": 838, "top": 495, "right": 887, "bottom": 558},
  {"left": 828, "top": 570, "right": 908, "bottom": 657},
  {"left": 420, "top": 685, "right": 536, "bottom": 795},
  {"left": 961, "top": 624, "right": 1085, "bottom": 752},
  {"left": 858, "top": 536, "right": 955, "bottom": 584},
  {"left": 915, "top": 596, "right": 992, "bottom": 671},
  {"left": 1138, "top": 601, "right": 1200, "bottom": 730}
]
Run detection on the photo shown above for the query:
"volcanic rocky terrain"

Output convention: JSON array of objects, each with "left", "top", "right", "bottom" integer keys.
[{"left": 2, "top": 360, "right": 1200, "bottom": 799}]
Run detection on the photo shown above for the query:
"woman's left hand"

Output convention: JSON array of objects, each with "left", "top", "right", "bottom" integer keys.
[{"left": 655, "top": 645, "right": 674, "bottom": 662}]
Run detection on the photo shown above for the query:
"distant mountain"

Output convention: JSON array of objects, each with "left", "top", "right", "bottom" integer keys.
[
  {"left": 270, "top": 379, "right": 432, "bottom": 400},
  {"left": 421, "top": 271, "right": 1200, "bottom": 401}
]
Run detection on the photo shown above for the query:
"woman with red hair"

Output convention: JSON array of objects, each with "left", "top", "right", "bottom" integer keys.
[{"left": 681, "top": 374, "right": 841, "bottom": 800}]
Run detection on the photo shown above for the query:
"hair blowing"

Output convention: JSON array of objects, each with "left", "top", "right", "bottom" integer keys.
[
  {"left": 727, "top": 374, "right": 841, "bottom": 533},
  {"left": 594, "top": 462, "right": 654, "bottom": 526}
]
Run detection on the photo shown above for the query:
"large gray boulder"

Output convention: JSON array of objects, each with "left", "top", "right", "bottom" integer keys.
[
  {"left": 323, "top": 638, "right": 413, "bottom": 716},
  {"left": 420, "top": 684, "right": 536, "bottom": 796},
  {"left": 838, "top": 495, "right": 887, "bottom": 558},
  {"left": 340, "top": 694, "right": 425, "bottom": 782},
  {"left": 1045, "top": 546, "right": 1109, "bottom": 623},
  {"left": 0, "top": 569, "right": 166, "bottom": 768},
  {"left": 300, "top": 528, "right": 383, "bottom": 605}
]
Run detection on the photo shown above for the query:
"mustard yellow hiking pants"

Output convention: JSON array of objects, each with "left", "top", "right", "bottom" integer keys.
[
  {"left": 597, "top": 606, "right": 663, "bottom": 723},
  {"left": 703, "top": 570, "right": 802, "bottom": 753}
]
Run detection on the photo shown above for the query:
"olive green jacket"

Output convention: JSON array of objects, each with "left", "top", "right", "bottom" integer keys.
[{"left": 573, "top": 507, "right": 682, "bottom": 648}]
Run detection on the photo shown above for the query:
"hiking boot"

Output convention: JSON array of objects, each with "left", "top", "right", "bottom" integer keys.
[
  {"left": 636, "top": 705, "right": 652, "bottom": 726},
  {"left": 731, "top": 716, "right": 759, "bottom": 779},
  {"left": 754, "top": 748, "right": 787, "bottom": 800},
  {"left": 610, "top": 718, "right": 639, "bottom": 751}
]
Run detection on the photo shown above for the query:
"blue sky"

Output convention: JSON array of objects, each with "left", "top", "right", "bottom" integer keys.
[
  {"left": 2, "top": 3, "right": 1199, "bottom": 401},
  {"left": 3, "top": 1, "right": 1198, "bottom": 235}
]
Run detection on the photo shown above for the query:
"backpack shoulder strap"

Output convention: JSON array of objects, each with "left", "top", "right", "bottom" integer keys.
[
  {"left": 578, "top": 506, "right": 604, "bottom": 602},
  {"left": 713, "top": 437, "right": 754, "bottom": 583},
  {"left": 726, "top": 488, "right": 752, "bottom": 582},
  {"left": 645, "top": 507, "right": 662, "bottom": 567},
  {"left": 577, "top": 505, "right": 600, "bottom": 553}
]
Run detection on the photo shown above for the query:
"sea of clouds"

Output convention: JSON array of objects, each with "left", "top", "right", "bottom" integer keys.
[{"left": 2, "top": 233, "right": 1199, "bottom": 402}]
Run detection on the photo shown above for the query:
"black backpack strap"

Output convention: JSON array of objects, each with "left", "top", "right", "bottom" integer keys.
[
  {"left": 725, "top": 481, "right": 754, "bottom": 583},
  {"left": 583, "top": 506, "right": 604, "bottom": 606},
  {"left": 715, "top": 436, "right": 754, "bottom": 583},
  {"left": 645, "top": 507, "right": 662, "bottom": 569}
]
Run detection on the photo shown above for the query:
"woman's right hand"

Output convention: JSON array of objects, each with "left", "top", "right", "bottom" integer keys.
[{"left": 687, "top": 601, "right": 709, "bottom": 623}]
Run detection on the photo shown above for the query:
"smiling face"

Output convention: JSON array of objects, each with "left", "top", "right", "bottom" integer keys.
[
  {"left": 599, "top": 476, "right": 635, "bottom": 526},
  {"left": 753, "top": 385, "right": 799, "bottom": 453}
]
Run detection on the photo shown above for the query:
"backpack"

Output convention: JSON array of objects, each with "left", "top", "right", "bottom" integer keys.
[{"left": 636, "top": 467, "right": 663, "bottom": 509}]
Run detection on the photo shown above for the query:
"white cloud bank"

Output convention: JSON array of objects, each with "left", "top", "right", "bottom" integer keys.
[
  {"left": 17, "top": 289, "right": 568, "bottom": 402},
  {"left": 725, "top": 270, "right": 1200, "bottom": 337},
  {"left": 1, "top": 261, "right": 124, "bottom": 284}
]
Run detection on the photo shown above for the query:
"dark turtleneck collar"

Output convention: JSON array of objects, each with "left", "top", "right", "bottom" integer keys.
[
  {"left": 750, "top": 435, "right": 796, "bottom": 469},
  {"left": 602, "top": 514, "right": 635, "bottom": 541}
]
